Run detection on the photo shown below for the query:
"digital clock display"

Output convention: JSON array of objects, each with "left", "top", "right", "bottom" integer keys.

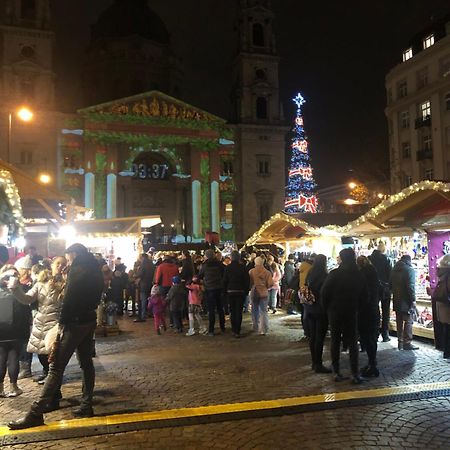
[{"left": 132, "top": 163, "right": 169, "bottom": 180}]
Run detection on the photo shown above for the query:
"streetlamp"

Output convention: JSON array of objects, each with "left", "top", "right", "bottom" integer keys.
[
  {"left": 7, "top": 106, "right": 34, "bottom": 163},
  {"left": 38, "top": 173, "right": 51, "bottom": 184}
]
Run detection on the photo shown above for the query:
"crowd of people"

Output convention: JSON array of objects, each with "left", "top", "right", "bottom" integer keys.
[{"left": 0, "top": 240, "right": 449, "bottom": 430}]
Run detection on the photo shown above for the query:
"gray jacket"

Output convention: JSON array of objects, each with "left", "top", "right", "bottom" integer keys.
[
  {"left": 390, "top": 260, "right": 415, "bottom": 313},
  {"left": 13, "top": 280, "right": 65, "bottom": 354}
]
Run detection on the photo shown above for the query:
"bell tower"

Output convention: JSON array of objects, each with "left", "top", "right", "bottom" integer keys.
[
  {"left": 0, "top": 0, "right": 55, "bottom": 108},
  {"left": 232, "top": 0, "right": 288, "bottom": 242},
  {"left": 233, "top": 0, "right": 283, "bottom": 124}
]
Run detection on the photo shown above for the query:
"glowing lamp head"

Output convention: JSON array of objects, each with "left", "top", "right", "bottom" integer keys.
[
  {"left": 39, "top": 173, "right": 51, "bottom": 184},
  {"left": 348, "top": 182, "right": 357, "bottom": 190},
  {"left": 17, "top": 107, "right": 33, "bottom": 122},
  {"left": 377, "top": 193, "right": 384, "bottom": 199},
  {"left": 344, "top": 198, "right": 358, "bottom": 205}
]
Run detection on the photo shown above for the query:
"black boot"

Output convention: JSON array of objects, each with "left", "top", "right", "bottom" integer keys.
[
  {"left": 8, "top": 411, "right": 44, "bottom": 430},
  {"left": 72, "top": 405, "right": 94, "bottom": 418}
]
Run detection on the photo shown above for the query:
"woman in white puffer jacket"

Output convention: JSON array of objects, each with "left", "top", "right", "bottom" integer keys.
[{"left": 12, "top": 257, "right": 66, "bottom": 382}]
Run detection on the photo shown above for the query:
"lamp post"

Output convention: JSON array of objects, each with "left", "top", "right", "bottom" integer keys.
[{"left": 7, "top": 106, "right": 34, "bottom": 163}]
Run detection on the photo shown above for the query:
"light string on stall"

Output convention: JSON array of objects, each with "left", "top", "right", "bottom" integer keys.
[
  {"left": 0, "top": 169, "right": 25, "bottom": 240},
  {"left": 284, "top": 93, "right": 318, "bottom": 214}
]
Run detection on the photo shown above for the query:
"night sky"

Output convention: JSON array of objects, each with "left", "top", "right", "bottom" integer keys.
[{"left": 53, "top": 0, "right": 450, "bottom": 188}]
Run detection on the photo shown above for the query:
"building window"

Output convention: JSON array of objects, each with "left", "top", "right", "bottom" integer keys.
[
  {"left": 401, "top": 142, "right": 411, "bottom": 159},
  {"left": 222, "top": 161, "right": 233, "bottom": 175},
  {"left": 256, "top": 155, "right": 270, "bottom": 176},
  {"left": 422, "top": 134, "right": 432, "bottom": 150},
  {"left": 259, "top": 204, "right": 270, "bottom": 224},
  {"left": 224, "top": 203, "right": 233, "bottom": 224},
  {"left": 253, "top": 23, "right": 265, "bottom": 47},
  {"left": 256, "top": 97, "right": 267, "bottom": 119},
  {"left": 21, "top": 0, "right": 36, "bottom": 20},
  {"left": 423, "top": 34, "right": 434, "bottom": 49},
  {"left": 420, "top": 100, "right": 431, "bottom": 119},
  {"left": 20, "top": 78, "right": 34, "bottom": 99},
  {"left": 425, "top": 168, "right": 433, "bottom": 180},
  {"left": 402, "top": 175, "right": 413, "bottom": 188},
  {"left": 255, "top": 68, "right": 267, "bottom": 81},
  {"left": 445, "top": 93, "right": 450, "bottom": 111},
  {"left": 416, "top": 68, "right": 428, "bottom": 89},
  {"left": 258, "top": 135, "right": 270, "bottom": 141},
  {"left": 397, "top": 79, "right": 407, "bottom": 99},
  {"left": 402, "top": 48, "right": 413, "bottom": 62},
  {"left": 441, "top": 58, "right": 450, "bottom": 77},
  {"left": 20, "top": 150, "right": 32, "bottom": 165},
  {"left": 400, "top": 110, "right": 410, "bottom": 129}
]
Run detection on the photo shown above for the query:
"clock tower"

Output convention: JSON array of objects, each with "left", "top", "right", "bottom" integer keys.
[
  {"left": 233, "top": 0, "right": 287, "bottom": 240},
  {"left": 0, "top": 0, "right": 55, "bottom": 108}
]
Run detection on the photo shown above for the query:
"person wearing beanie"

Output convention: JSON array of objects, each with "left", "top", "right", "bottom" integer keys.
[
  {"left": 199, "top": 249, "right": 225, "bottom": 336},
  {"left": 222, "top": 251, "right": 250, "bottom": 337},
  {"left": 8, "top": 243, "right": 104, "bottom": 429},
  {"left": 166, "top": 276, "right": 187, "bottom": 333},
  {"left": 369, "top": 242, "right": 392, "bottom": 342},
  {"left": 249, "top": 256, "right": 273, "bottom": 335},
  {"left": 321, "top": 248, "right": 367, "bottom": 384},
  {"left": 431, "top": 254, "right": 450, "bottom": 359},
  {"left": 390, "top": 254, "right": 418, "bottom": 351}
]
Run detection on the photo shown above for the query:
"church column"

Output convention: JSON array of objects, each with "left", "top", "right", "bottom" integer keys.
[
  {"left": 106, "top": 147, "right": 118, "bottom": 218},
  {"left": 106, "top": 172, "right": 117, "bottom": 218},
  {"left": 210, "top": 148, "right": 221, "bottom": 234},
  {"left": 84, "top": 161, "right": 95, "bottom": 209},
  {"left": 191, "top": 180, "right": 202, "bottom": 239},
  {"left": 191, "top": 149, "right": 202, "bottom": 239}
]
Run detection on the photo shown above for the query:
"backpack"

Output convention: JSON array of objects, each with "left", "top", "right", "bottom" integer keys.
[{"left": 298, "top": 284, "right": 316, "bottom": 305}]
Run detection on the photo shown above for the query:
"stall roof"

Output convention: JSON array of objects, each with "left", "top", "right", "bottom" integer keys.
[
  {"left": 331, "top": 181, "right": 450, "bottom": 236},
  {"left": 72, "top": 215, "right": 161, "bottom": 237},
  {"left": 0, "top": 159, "right": 72, "bottom": 223},
  {"left": 246, "top": 212, "right": 321, "bottom": 246}
]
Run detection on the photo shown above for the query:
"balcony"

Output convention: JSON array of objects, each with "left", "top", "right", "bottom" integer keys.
[
  {"left": 416, "top": 148, "right": 433, "bottom": 161},
  {"left": 415, "top": 115, "right": 431, "bottom": 129}
]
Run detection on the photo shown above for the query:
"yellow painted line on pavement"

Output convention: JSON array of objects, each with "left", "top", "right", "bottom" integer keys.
[{"left": 1, "top": 381, "right": 450, "bottom": 438}]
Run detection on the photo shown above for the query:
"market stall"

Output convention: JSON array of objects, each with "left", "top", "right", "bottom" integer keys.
[
  {"left": 245, "top": 212, "right": 341, "bottom": 259},
  {"left": 333, "top": 181, "right": 450, "bottom": 339},
  {"left": 54, "top": 215, "right": 161, "bottom": 269}
]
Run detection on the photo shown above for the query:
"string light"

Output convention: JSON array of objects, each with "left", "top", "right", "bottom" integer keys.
[
  {"left": 285, "top": 92, "right": 318, "bottom": 214},
  {"left": 248, "top": 181, "right": 450, "bottom": 246},
  {"left": 0, "top": 169, "right": 25, "bottom": 239}
]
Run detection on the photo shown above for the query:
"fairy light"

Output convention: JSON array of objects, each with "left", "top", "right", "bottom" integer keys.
[
  {"left": 285, "top": 92, "right": 318, "bottom": 214},
  {"left": 0, "top": 169, "right": 25, "bottom": 239}
]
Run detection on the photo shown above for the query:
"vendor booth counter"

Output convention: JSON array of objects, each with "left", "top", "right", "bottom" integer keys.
[{"left": 247, "top": 181, "right": 450, "bottom": 341}]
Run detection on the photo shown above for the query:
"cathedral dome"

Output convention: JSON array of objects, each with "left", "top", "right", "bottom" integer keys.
[{"left": 91, "top": 0, "right": 170, "bottom": 45}]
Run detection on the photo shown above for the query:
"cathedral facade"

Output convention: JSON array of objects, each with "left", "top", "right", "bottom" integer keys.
[{"left": 1, "top": 0, "right": 287, "bottom": 242}]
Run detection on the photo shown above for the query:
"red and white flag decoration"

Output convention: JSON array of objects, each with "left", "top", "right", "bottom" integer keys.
[{"left": 284, "top": 194, "right": 318, "bottom": 213}]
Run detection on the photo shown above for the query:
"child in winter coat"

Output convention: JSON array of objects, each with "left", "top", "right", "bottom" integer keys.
[
  {"left": 148, "top": 285, "right": 166, "bottom": 335},
  {"left": 185, "top": 276, "right": 206, "bottom": 336},
  {"left": 166, "top": 276, "right": 187, "bottom": 333}
]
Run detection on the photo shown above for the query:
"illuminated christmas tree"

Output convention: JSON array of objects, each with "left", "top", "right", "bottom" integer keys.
[{"left": 284, "top": 93, "right": 318, "bottom": 213}]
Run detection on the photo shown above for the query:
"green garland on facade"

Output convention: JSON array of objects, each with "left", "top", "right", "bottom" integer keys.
[
  {"left": 84, "top": 130, "right": 220, "bottom": 152},
  {"left": 82, "top": 112, "right": 233, "bottom": 139}
]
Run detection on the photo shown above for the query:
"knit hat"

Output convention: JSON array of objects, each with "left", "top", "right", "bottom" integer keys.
[
  {"left": 339, "top": 248, "right": 356, "bottom": 265},
  {"left": 151, "top": 285, "right": 161, "bottom": 295},
  {"left": 14, "top": 255, "right": 33, "bottom": 270},
  {"left": 231, "top": 251, "right": 240, "bottom": 262},
  {"left": 205, "top": 249, "right": 215, "bottom": 259},
  {"left": 172, "top": 276, "right": 181, "bottom": 284},
  {"left": 400, "top": 254, "right": 412, "bottom": 264}
]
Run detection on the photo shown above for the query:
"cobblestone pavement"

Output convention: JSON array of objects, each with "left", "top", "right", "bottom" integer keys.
[{"left": 1, "top": 312, "right": 450, "bottom": 449}]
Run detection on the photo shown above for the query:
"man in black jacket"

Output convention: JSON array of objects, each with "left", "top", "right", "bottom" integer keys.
[
  {"left": 369, "top": 243, "right": 392, "bottom": 342},
  {"left": 321, "top": 248, "right": 367, "bottom": 384},
  {"left": 199, "top": 249, "right": 225, "bottom": 336},
  {"left": 223, "top": 251, "right": 250, "bottom": 337},
  {"left": 9, "top": 243, "right": 104, "bottom": 429}
]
